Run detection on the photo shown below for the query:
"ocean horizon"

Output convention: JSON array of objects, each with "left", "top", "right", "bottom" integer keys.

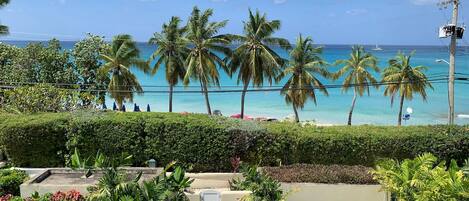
[{"left": 3, "top": 40, "right": 469, "bottom": 125}]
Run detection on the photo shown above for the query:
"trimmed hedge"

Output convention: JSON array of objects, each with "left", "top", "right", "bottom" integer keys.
[
  {"left": 0, "top": 113, "right": 69, "bottom": 167},
  {"left": 0, "top": 112, "right": 468, "bottom": 171},
  {"left": 263, "top": 164, "right": 376, "bottom": 184}
]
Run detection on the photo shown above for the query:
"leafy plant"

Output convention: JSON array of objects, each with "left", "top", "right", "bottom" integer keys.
[
  {"left": 372, "top": 153, "right": 469, "bottom": 201},
  {"left": 87, "top": 162, "right": 193, "bottom": 201},
  {"left": 0, "top": 169, "right": 28, "bottom": 196},
  {"left": 231, "top": 165, "right": 286, "bottom": 201}
]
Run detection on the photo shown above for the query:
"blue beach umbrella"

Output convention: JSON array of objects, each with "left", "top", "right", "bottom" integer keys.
[
  {"left": 113, "top": 102, "right": 117, "bottom": 111},
  {"left": 147, "top": 104, "right": 151, "bottom": 112},
  {"left": 134, "top": 104, "right": 141, "bottom": 112}
]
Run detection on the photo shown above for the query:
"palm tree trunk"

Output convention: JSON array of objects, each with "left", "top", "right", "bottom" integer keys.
[
  {"left": 292, "top": 103, "right": 300, "bottom": 123},
  {"left": 240, "top": 82, "right": 249, "bottom": 119},
  {"left": 201, "top": 81, "right": 212, "bottom": 115},
  {"left": 168, "top": 85, "right": 173, "bottom": 112},
  {"left": 348, "top": 89, "right": 357, "bottom": 126},
  {"left": 398, "top": 94, "right": 405, "bottom": 126}
]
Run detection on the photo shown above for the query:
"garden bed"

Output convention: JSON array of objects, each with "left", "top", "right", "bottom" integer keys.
[{"left": 263, "top": 164, "right": 377, "bottom": 184}]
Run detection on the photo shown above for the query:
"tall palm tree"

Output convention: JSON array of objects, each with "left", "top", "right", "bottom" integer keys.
[
  {"left": 0, "top": 0, "right": 10, "bottom": 36},
  {"left": 277, "top": 34, "right": 329, "bottom": 122},
  {"left": 382, "top": 51, "right": 433, "bottom": 126},
  {"left": 228, "top": 9, "right": 291, "bottom": 119},
  {"left": 334, "top": 46, "right": 380, "bottom": 125},
  {"left": 99, "top": 34, "right": 149, "bottom": 111},
  {"left": 184, "top": 6, "right": 232, "bottom": 115},
  {"left": 149, "top": 16, "right": 189, "bottom": 112}
]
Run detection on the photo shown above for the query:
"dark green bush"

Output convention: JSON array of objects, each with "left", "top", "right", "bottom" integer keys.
[
  {"left": 0, "top": 112, "right": 468, "bottom": 171},
  {"left": 66, "top": 112, "right": 147, "bottom": 166},
  {"left": 0, "top": 113, "right": 69, "bottom": 167},
  {"left": 0, "top": 169, "right": 28, "bottom": 196},
  {"left": 263, "top": 164, "right": 376, "bottom": 184}
]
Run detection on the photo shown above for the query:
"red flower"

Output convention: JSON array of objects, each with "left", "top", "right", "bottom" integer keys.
[
  {"left": 64, "top": 190, "right": 83, "bottom": 201},
  {"left": 51, "top": 191, "right": 66, "bottom": 201}
]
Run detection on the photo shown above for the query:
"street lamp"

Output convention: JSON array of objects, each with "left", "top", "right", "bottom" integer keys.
[
  {"left": 436, "top": 59, "right": 450, "bottom": 65},
  {"left": 435, "top": 58, "right": 454, "bottom": 124}
]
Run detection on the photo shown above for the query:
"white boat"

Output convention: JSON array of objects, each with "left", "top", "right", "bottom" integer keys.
[
  {"left": 372, "top": 44, "right": 383, "bottom": 51},
  {"left": 457, "top": 114, "right": 469, "bottom": 119}
]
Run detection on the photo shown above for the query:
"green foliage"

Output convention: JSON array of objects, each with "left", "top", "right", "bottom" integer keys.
[
  {"left": 0, "top": 169, "right": 28, "bottom": 196},
  {"left": 277, "top": 34, "right": 329, "bottom": 122},
  {"left": 87, "top": 163, "right": 192, "bottom": 201},
  {"left": 372, "top": 153, "right": 469, "bottom": 201},
  {"left": 231, "top": 166, "right": 285, "bottom": 201},
  {"left": 66, "top": 112, "right": 146, "bottom": 166},
  {"left": 1, "top": 84, "right": 84, "bottom": 113},
  {"left": 98, "top": 34, "right": 149, "bottom": 110},
  {"left": 184, "top": 6, "right": 232, "bottom": 114},
  {"left": 0, "top": 113, "right": 69, "bottom": 167},
  {"left": 72, "top": 34, "right": 111, "bottom": 105},
  {"left": 0, "top": 39, "right": 78, "bottom": 84},
  {"left": 1, "top": 112, "right": 469, "bottom": 171}
]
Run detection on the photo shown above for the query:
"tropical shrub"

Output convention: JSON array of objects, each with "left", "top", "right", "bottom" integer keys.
[
  {"left": 87, "top": 163, "right": 192, "bottom": 201},
  {"left": 372, "top": 153, "right": 469, "bottom": 201},
  {"left": 0, "top": 84, "right": 83, "bottom": 113},
  {"left": 0, "top": 169, "right": 28, "bottom": 196},
  {"left": 231, "top": 166, "right": 286, "bottom": 201}
]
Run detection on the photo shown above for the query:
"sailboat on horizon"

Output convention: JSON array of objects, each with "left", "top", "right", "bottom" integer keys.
[{"left": 372, "top": 44, "right": 383, "bottom": 51}]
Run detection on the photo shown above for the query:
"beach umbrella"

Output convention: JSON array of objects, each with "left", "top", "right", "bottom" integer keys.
[
  {"left": 112, "top": 102, "right": 117, "bottom": 111},
  {"left": 147, "top": 104, "right": 151, "bottom": 112},
  {"left": 102, "top": 103, "right": 107, "bottom": 110},
  {"left": 122, "top": 105, "right": 126, "bottom": 112},
  {"left": 134, "top": 103, "right": 139, "bottom": 112}
]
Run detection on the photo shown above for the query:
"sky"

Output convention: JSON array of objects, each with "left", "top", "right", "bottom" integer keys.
[{"left": 0, "top": 0, "right": 468, "bottom": 45}]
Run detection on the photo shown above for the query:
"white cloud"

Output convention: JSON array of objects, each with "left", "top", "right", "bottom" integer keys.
[
  {"left": 346, "top": 9, "right": 368, "bottom": 16},
  {"left": 273, "top": 0, "right": 287, "bottom": 4},
  {"left": 410, "top": 0, "right": 439, "bottom": 6}
]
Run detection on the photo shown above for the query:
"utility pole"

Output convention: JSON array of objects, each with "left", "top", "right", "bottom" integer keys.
[
  {"left": 448, "top": 0, "right": 459, "bottom": 125},
  {"left": 439, "top": 0, "right": 459, "bottom": 125}
]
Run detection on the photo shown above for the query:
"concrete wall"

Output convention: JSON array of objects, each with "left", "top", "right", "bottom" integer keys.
[
  {"left": 19, "top": 169, "right": 389, "bottom": 201},
  {"left": 282, "top": 183, "right": 389, "bottom": 201}
]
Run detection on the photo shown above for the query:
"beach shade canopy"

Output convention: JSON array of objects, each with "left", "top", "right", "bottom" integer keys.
[
  {"left": 102, "top": 103, "right": 107, "bottom": 110},
  {"left": 122, "top": 105, "right": 126, "bottom": 112},
  {"left": 147, "top": 104, "right": 151, "bottom": 112},
  {"left": 133, "top": 103, "right": 140, "bottom": 112},
  {"left": 230, "top": 113, "right": 253, "bottom": 120},
  {"left": 113, "top": 102, "right": 117, "bottom": 111}
]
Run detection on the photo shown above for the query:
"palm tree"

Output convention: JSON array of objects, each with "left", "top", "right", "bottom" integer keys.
[
  {"left": 228, "top": 9, "right": 291, "bottom": 119},
  {"left": 277, "top": 35, "right": 329, "bottom": 122},
  {"left": 149, "top": 16, "right": 189, "bottom": 112},
  {"left": 334, "top": 46, "right": 380, "bottom": 125},
  {"left": 184, "top": 7, "right": 232, "bottom": 115},
  {"left": 0, "top": 0, "right": 10, "bottom": 36},
  {"left": 382, "top": 51, "right": 433, "bottom": 126},
  {"left": 99, "top": 34, "right": 149, "bottom": 111}
]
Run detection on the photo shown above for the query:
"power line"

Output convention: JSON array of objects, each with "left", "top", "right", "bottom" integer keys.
[{"left": 0, "top": 77, "right": 458, "bottom": 94}]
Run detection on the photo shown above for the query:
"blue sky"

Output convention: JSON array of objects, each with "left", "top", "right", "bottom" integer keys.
[{"left": 1, "top": 0, "right": 468, "bottom": 45}]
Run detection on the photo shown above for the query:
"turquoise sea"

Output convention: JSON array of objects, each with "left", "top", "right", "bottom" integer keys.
[{"left": 4, "top": 41, "right": 469, "bottom": 125}]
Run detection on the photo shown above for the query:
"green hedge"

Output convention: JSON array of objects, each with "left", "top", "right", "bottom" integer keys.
[
  {"left": 0, "top": 113, "right": 69, "bottom": 167},
  {"left": 0, "top": 112, "right": 468, "bottom": 171}
]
